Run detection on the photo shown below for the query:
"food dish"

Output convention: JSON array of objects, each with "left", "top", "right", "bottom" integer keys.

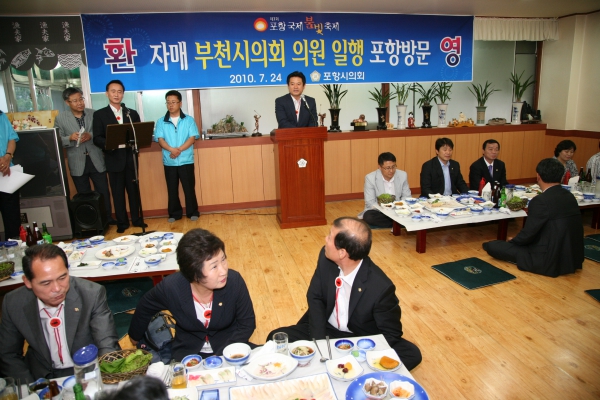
[
  {"left": 346, "top": 373, "right": 429, "bottom": 400},
  {"left": 325, "top": 355, "right": 363, "bottom": 382},
  {"left": 112, "top": 235, "right": 138, "bottom": 244},
  {"left": 450, "top": 210, "right": 472, "bottom": 218},
  {"left": 203, "top": 356, "right": 223, "bottom": 369},
  {"left": 68, "top": 250, "right": 86, "bottom": 263},
  {"left": 101, "top": 261, "right": 115, "bottom": 270},
  {"left": 159, "top": 245, "right": 177, "bottom": 255},
  {"left": 288, "top": 340, "right": 316, "bottom": 366},
  {"left": 223, "top": 343, "right": 251, "bottom": 366},
  {"left": 38, "top": 384, "right": 63, "bottom": 399},
  {"left": 357, "top": 338, "right": 376, "bottom": 350},
  {"left": 390, "top": 379, "right": 416, "bottom": 399},
  {"left": 160, "top": 238, "right": 179, "bottom": 246},
  {"left": 144, "top": 255, "right": 165, "bottom": 267},
  {"left": 139, "top": 247, "right": 158, "bottom": 258},
  {"left": 229, "top": 372, "right": 336, "bottom": 400},
  {"left": 70, "top": 261, "right": 101, "bottom": 270},
  {"left": 366, "top": 349, "right": 402, "bottom": 372},
  {"left": 149, "top": 234, "right": 164, "bottom": 241},
  {"left": 335, "top": 339, "right": 354, "bottom": 355},
  {"left": 10, "top": 270, "right": 24, "bottom": 280},
  {"left": 244, "top": 353, "right": 298, "bottom": 381},
  {"left": 95, "top": 245, "right": 135, "bottom": 260},
  {"left": 351, "top": 349, "right": 367, "bottom": 363},
  {"left": 362, "top": 377, "right": 388, "bottom": 399},
  {"left": 187, "top": 366, "right": 236, "bottom": 388},
  {"left": 89, "top": 235, "right": 104, "bottom": 243}
]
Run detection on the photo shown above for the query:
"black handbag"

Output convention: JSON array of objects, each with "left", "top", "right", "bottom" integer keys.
[{"left": 137, "top": 311, "right": 176, "bottom": 363}]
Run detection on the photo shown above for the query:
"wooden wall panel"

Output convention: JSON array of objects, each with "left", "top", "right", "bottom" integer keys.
[
  {"left": 545, "top": 135, "right": 559, "bottom": 161},
  {"left": 198, "top": 147, "right": 233, "bottom": 205},
  {"left": 378, "top": 136, "right": 407, "bottom": 171},
  {"left": 501, "top": 130, "right": 525, "bottom": 179},
  {"left": 571, "top": 137, "right": 599, "bottom": 172},
  {"left": 324, "top": 140, "right": 352, "bottom": 195},
  {"left": 453, "top": 133, "right": 480, "bottom": 185},
  {"left": 261, "top": 144, "right": 276, "bottom": 201},
  {"left": 521, "top": 130, "right": 547, "bottom": 178},
  {"left": 350, "top": 138, "right": 379, "bottom": 193},
  {"left": 138, "top": 150, "right": 169, "bottom": 211},
  {"left": 230, "top": 145, "right": 265, "bottom": 203},
  {"left": 405, "top": 136, "right": 433, "bottom": 191}
]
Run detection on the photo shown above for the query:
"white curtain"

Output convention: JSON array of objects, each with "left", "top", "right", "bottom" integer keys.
[{"left": 474, "top": 17, "right": 559, "bottom": 41}]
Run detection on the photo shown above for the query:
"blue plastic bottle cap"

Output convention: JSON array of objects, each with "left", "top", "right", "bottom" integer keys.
[{"left": 73, "top": 344, "right": 98, "bottom": 366}]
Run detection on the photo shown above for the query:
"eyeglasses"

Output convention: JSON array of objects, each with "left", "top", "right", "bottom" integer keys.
[
  {"left": 381, "top": 165, "right": 397, "bottom": 171},
  {"left": 67, "top": 97, "right": 85, "bottom": 103},
  {"left": 166, "top": 101, "right": 180, "bottom": 105}
]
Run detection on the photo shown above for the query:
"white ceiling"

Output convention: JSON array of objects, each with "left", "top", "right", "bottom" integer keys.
[{"left": 2, "top": 0, "right": 599, "bottom": 18}]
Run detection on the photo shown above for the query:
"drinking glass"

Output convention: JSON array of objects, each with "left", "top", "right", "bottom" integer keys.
[
  {"left": 273, "top": 332, "right": 289, "bottom": 354},
  {"left": 0, "top": 377, "right": 18, "bottom": 400},
  {"left": 170, "top": 363, "right": 187, "bottom": 389}
]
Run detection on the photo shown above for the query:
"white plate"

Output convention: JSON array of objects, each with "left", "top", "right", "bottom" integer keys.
[
  {"left": 187, "top": 366, "right": 236, "bottom": 388},
  {"left": 158, "top": 245, "right": 177, "bottom": 256},
  {"left": 366, "top": 349, "right": 402, "bottom": 373},
  {"left": 325, "top": 354, "right": 363, "bottom": 382},
  {"left": 68, "top": 250, "right": 86, "bottom": 262},
  {"left": 139, "top": 248, "right": 158, "bottom": 258},
  {"left": 229, "top": 372, "right": 335, "bottom": 400},
  {"left": 450, "top": 211, "right": 473, "bottom": 218},
  {"left": 243, "top": 353, "right": 298, "bottom": 381},
  {"left": 112, "top": 235, "right": 139, "bottom": 244},
  {"left": 95, "top": 245, "right": 135, "bottom": 260},
  {"left": 70, "top": 261, "right": 101, "bottom": 270},
  {"left": 89, "top": 235, "right": 104, "bottom": 243},
  {"left": 140, "top": 241, "right": 159, "bottom": 250},
  {"left": 160, "top": 238, "right": 179, "bottom": 247}
]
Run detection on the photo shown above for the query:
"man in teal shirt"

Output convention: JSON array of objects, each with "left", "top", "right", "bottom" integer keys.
[
  {"left": 0, "top": 111, "right": 20, "bottom": 240},
  {"left": 155, "top": 91, "right": 200, "bottom": 222}
]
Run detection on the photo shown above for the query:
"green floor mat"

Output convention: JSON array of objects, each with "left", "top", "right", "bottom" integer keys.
[
  {"left": 112, "top": 312, "right": 134, "bottom": 339},
  {"left": 584, "top": 238, "right": 600, "bottom": 262},
  {"left": 584, "top": 234, "right": 600, "bottom": 243},
  {"left": 432, "top": 257, "right": 516, "bottom": 290},
  {"left": 99, "top": 277, "right": 154, "bottom": 314}
]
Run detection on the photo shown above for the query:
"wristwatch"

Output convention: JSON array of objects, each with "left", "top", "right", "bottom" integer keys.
[{"left": 5, "top": 152, "right": 13, "bottom": 159}]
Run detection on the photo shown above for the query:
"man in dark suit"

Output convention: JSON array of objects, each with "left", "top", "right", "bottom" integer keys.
[
  {"left": 420, "top": 137, "right": 469, "bottom": 197},
  {"left": 483, "top": 158, "right": 583, "bottom": 277},
  {"left": 0, "top": 244, "right": 119, "bottom": 382},
  {"left": 266, "top": 217, "right": 422, "bottom": 370},
  {"left": 469, "top": 139, "right": 508, "bottom": 191},
  {"left": 275, "top": 71, "right": 318, "bottom": 128},
  {"left": 93, "top": 80, "right": 146, "bottom": 233}
]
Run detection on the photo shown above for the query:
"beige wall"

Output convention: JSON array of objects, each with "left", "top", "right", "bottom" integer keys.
[{"left": 539, "top": 13, "right": 600, "bottom": 132}]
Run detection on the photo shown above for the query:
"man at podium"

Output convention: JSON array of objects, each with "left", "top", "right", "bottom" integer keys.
[{"left": 275, "top": 71, "right": 318, "bottom": 128}]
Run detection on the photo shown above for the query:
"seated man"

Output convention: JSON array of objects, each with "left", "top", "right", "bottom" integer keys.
[
  {"left": 0, "top": 244, "right": 119, "bottom": 382},
  {"left": 483, "top": 158, "right": 583, "bottom": 277},
  {"left": 469, "top": 139, "right": 508, "bottom": 191},
  {"left": 359, "top": 152, "right": 411, "bottom": 228},
  {"left": 267, "top": 217, "right": 422, "bottom": 370},
  {"left": 586, "top": 141, "right": 600, "bottom": 182},
  {"left": 420, "top": 137, "right": 468, "bottom": 197}
]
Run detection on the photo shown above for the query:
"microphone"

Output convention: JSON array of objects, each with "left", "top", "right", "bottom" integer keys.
[
  {"left": 121, "top": 103, "right": 130, "bottom": 118},
  {"left": 301, "top": 95, "right": 317, "bottom": 126}
]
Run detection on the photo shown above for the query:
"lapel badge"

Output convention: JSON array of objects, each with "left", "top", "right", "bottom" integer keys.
[
  {"left": 218, "top": 302, "right": 223, "bottom": 306},
  {"left": 74, "top": 308, "right": 80, "bottom": 312},
  {"left": 358, "top": 288, "right": 362, "bottom": 292}
]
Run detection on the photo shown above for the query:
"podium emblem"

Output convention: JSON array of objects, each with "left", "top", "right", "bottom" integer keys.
[{"left": 297, "top": 158, "right": 308, "bottom": 168}]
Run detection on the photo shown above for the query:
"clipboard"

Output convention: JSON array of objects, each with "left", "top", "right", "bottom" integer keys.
[{"left": 105, "top": 121, "right": 155, "bottom": 151}]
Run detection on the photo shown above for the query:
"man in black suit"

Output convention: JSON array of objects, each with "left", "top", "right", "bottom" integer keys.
[
  {"left": 469, "top": 139, "right": 508, "bottom": 190},
  {"left": 420, "top": 137, "right": 469, "bottom": 197},
  {"left": 93, "top": 80, "right": 147, "bottom": 233},
  {"left": 275, "top": 71, "right": 318, "bottom": 128},
  {"left": 483, "top": 158, "right": 583, "bottom": 277},
  {"left": 266, "top": 217, "right": 422, "bottom": 370}
]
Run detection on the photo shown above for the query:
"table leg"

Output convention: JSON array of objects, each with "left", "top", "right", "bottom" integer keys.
[
  {"left": 152, "top": 275, "right": 164, "bottom": 286},
  {"left": 592, "top": 208, "right": 600, "bottom": 229},
  {"left": 497, "top": 220, "right": 508, "bottom": 240},
  {"left": 392, "top": 221, "right": 402, "bottom": 236},
  {"left": 416, "top": 230, "right": 427, "bottom": 253}
]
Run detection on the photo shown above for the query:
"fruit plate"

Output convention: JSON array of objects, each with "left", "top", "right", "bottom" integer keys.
[
  {"left": 346, "top": 372, "right": 429, "bottom": 400},
  {"left": 95, "top": 245, "right": 136, "bottom": 260},
  {"left": 242, "top": 353, "right": 298, "bottom": 381},
  {"left": 365, "top": 349, "right": 402, "bottom": 373},
  {"left": 325, "top": 354, "right": 364, "bottom": 382}
]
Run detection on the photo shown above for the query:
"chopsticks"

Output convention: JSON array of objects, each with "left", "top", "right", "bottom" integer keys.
[
  {"left": 16, "top": 377, "right": 21, "bottom": 398},
  {"left": 325, "top": 335, "right": 332, "bottom": 360}
]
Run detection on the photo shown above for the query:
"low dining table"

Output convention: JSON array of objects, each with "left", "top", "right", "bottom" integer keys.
[
  {"left": 374, "top": 203, "right": 527, "bottom": 253},
  {"left": 0, "top": 232, "right": 183, "bottom": 292}
]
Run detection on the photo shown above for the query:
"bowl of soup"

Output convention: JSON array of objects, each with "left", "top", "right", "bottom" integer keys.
[{"left": 223, "top": 343, "right": 251, "bottom": 366}]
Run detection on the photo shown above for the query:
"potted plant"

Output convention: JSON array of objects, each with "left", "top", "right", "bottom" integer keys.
[
  {"left": 321, "top": 84, "right": 347, "bottom": 132},
  {"left": 468, "top": 81, "right": 500, "bottom": 126},
  {"left": 368, "top": 87, "right": 396, "bottom": 130},
  {"left": 391, "top": 83, "right": 411, "bottom": 129},
  {"left": 410, "top": 83, "right": 437, "bottom": 128},
  {"left": 509, "top": 71, "right": 535, "bottom": 125},
  {"left": 434, "top": 82, "right": 453, "bottom": 128}
]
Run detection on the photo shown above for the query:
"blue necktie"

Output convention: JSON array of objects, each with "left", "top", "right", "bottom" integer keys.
[{"left": 488, "top": 164, "right": 493, "bottom": 178}]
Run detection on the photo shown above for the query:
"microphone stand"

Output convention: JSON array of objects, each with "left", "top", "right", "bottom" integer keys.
[
  {"left": 124, "top": 105, "right": 154, "bottom": 236},
  {"left": 302, "top": 96, "right": 318, "bottom": 127}
]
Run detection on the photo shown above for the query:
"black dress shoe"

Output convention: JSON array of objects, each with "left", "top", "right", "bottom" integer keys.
[
  {"left": 133, "top": 222, "right": 148, "bottom": 228},
  {"left": 107, "top": 219, "right": 118, "bottom": 226},
  {"left": 116, "top": 227, "right": 127, "bottom": 233}
]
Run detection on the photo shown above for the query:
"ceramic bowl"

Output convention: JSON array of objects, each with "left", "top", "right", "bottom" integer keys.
[
  {"left": 38, "top": 385, "right": 63, "bottom": 400},
  {"left": 115, "top": 260, "right": 128, "bottom": 269},
  {"left": 515, "top": 185, "right": 526, "bottom": 191},
  {"left": 362, "top": 378, "right": 388, "bottom": 400},
  {"left": 325, "top": 355, "right": 363, "bottom": 382},
  {"left": 561, "top": 184, "right": 571, "bottom": 191},
  {"left": 470, "top": 206, "right": 483, "bottom": 214},
  {"left": 89, "top": 235, "right": 104, "bottom": 243},
  {"left": 159, "top": 238, "right": 178, "bottom": 247},
  {"left": 139, "top": 247, "right": 157, "bottom": 258},
  {"left": 62, "top": 376, "right": 76, "bottom": 389},
  {"left": 28, "top": 378, "right": 49, "bottom": 394},
  {"left": 334, "top": 339, "right": 354, "bottom": 355},
  {"left": 481, "top": 202, "right": 495, "bottom": 210},
  {"left": 583, "top": 192, "right": 595, "bottom": 201},
  {"left": 141, "top": 242, "right": 158, "bottom": 249},
  {"left": 357, "top": 338, "right": 376, "bottom": 351},
  {"left": 10, "top": 270, "right": 24, "bottom": 280},
  {"left": 468, "top": 190, "right": 479, "bottom": 196},
  {"left": 389, "top": 380, "right": 416, "bottom": 399},
  {"left": 418, "top": 197, "right": 428, "bottom": 202},
  {"left": 163, "top": 232, "right": 175, "bottom": 240},
  {"left": 411, "top": 215, "right": 422, "bottom": 222},
  {"left": 404, "top": 198, "right": 418, "bottom": 205},
  {"left": 158, "top": 245, "right": 176, "bottom": 256},
  {"left": 223, "top": 343, "right": 251, "bottom": 366},
  {"left": 203, "top": 355, "right": 223, "bottom": 369},
  {"left": 101, "top": 261, "right": 115, "bottom": 270},
  {"left": 144, "top": 255, "right": 163, "bottom": 267},
  {"left": 182, "top": 354, "right": 202, "bottom": 371},
  {"left": 288, "top": 340, "right": 316, "bottom": 366},
  {"left": 149, "top": 234, "right": 164, "bottom": 241}
]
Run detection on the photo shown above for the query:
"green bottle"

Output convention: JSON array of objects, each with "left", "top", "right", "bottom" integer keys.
[
  {"left": 73, "top": 383, "right": 89, "bottom": 400},
  {"left": 42, "top": 222, "right": 52, "bottom": 244},
  {"left": 499, "top": 187, "right": 507, "bottom": 208}
]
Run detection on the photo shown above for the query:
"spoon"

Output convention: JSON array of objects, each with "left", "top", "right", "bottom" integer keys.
[
  {"left": 312, "top": 338, "right": 328, "bottom": 362},
  {"left": 325, "top": 335, "right": 333, "bottom": 360}
]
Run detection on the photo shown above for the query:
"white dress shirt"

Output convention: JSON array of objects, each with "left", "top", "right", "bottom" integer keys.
[
  {"left": 109, "top": 104, "right": 123, "bottom": 125},
  {"left": 38, "top": 299, "right": 74, "bottom": 369},
  {"left": 193, "top": 300, "right": 213, "bottom": 353},
  {"left": 383, "top": 176, "right": 395, "bottom": 196},
  {"left": 328, "top": 260, "right": 363, "bottom": 332}
]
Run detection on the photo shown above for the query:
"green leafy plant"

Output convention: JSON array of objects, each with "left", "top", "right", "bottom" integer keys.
[
  {"left": 468, "top": 81, "right": 500, "bottom": 107},
  {"left": 509, "top": 71, "right": 535, "bottom": 102},
  {"left": 410, "top": 83, "right": 437, "bottom": 107},
  {"left": 391, "top": 83, "right": 411, "bottom": 105},
  {"left": 320, "top": 84, "right": 348, "bottom": 109},
  {"left": 434, "top": 82, "right": 453, "bottom": 104},
  {"left": 368, "top": 87, "right": 396, "bottom": 108}
]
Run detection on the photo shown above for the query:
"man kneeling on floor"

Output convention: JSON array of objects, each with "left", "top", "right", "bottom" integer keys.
[
  {"left": 483, "top": 158, "right": 583, "bottom": 277},
  {"left": 267, "top": 217, "right": 422, "bottom": 370}
]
